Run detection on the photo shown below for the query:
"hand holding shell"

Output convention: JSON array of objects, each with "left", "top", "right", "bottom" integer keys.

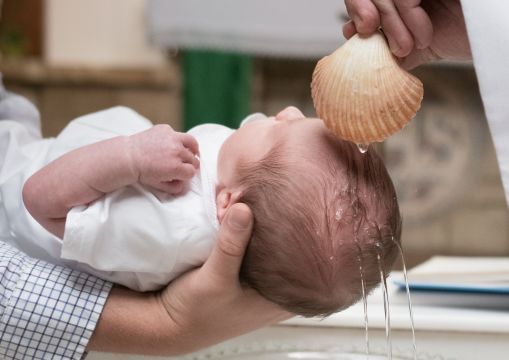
[{"left": 311, "top": 32, "right": 423, "bottom": 144}]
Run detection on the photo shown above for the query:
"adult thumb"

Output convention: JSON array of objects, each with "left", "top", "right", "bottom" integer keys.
[{"left": 202, "top": 203, "right": 254, "bottom": 282}]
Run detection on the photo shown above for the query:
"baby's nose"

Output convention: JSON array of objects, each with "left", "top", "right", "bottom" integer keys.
[{"left": 276, "top": 106, "right": 304, "bottom": 121}]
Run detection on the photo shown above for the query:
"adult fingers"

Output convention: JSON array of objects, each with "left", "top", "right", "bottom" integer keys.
[
  {"left": 394, "top": 0, "right": 433, "bottom": 49},
  {"left": 399, "top": 47, "right": 440, "bottom": 70},
  {"left": 372, "top": 0, "right": 414, "bottom": 57},
  {"left": 345, "top": 0, "right": 380, "bottom": 34},
  {"left": 342, "top": 20, "right": 357, "bottom": 39},
  {"left": 179, "top": 133, "right": 200, "bottom": 155},
  {"left": 201, "top": 203, "right": 254, "bottom": 284}
]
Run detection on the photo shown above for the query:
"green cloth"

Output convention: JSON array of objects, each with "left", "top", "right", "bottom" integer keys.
[{"left": 183, "top": 50, "right": 252, "bottom": 131}]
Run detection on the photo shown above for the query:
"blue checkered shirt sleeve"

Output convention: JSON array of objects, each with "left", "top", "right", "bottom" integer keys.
[{"left": 0, "top": 241, "right": 112, "bottom": 360}]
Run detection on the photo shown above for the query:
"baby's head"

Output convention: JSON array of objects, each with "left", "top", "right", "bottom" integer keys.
[{"left": 216, "top": 107, "right": 401, "bottom": 317}]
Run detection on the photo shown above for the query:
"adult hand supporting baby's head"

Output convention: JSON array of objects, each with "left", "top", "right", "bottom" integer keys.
[
  {"left": 158, "top": 203, "right": 292, "bottom": 355},
  {"left": 88, "top": 203, "right": 291, "bottom": 356}
]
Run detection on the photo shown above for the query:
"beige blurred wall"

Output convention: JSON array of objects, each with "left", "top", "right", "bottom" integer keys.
[
  {"left": 44, "top": 0, "right": 166, "bottom": 68},
  {"left": 0, "top": 1, "right": 180, "bottom": 135}
]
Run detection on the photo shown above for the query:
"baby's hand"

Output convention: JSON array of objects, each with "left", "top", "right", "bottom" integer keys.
[{"left": 128, "top": 124, "right": 200, "bottom": 195}]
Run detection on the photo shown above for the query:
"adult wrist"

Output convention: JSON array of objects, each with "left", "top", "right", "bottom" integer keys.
[{"left": 88, "top": 286, "right": 181, "bottom": 356}]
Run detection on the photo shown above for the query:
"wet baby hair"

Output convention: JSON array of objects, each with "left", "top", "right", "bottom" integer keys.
[{"left": 237, "top": 133, "right": 401, "bottom": 317}]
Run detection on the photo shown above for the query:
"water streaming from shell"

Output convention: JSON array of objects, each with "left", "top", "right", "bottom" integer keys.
[
  {"left": 357, "top": 255, "right": 370, "bottom": 358},
  {"left": 377, "top": 251, "right": 392, "bottom": 360},
  {"left": 350, "top": 237, "right": 416, "bottom": 359},
  {"left": 393, "top": 239, "right": 417, "bottom": 360},
  {"left": 332, "top": 190, "right": 417, "bottom": 359}
]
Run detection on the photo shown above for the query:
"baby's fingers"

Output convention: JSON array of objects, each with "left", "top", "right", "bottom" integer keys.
[
  {"left": 179, "top": 148, "right": 200, "bottom": 169},
  {"left": 179, "top": 133, "right": 200, "bottom": 156},
  {"left": 157, "top": 180, "right": 186, "bottom": 195},
  {"left": 172, "top": 163, "right": 198, "bottom": 181}
]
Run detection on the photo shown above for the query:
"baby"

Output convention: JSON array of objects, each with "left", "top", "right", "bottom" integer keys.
[{"left": 1, "top": 90, "right": 400, "bottom": 317}]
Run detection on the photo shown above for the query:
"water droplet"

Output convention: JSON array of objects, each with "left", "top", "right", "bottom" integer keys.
[
  {"left": 357, "top": 143, "right": 369, "bottom": 154},
  {"left": 334, "top": 208, "right": 343, "bottom": 221},
  {"left": 329, "top": 256, "right": 334, "bottom": 261}
]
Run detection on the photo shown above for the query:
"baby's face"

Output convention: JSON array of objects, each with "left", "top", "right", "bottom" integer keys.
[{"left": 218, "top": 106, "right": 329, "bottom": 187}]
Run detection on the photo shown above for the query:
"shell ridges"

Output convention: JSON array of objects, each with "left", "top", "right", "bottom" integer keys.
[{"left": 311, "top": 32, "right": 424, "bottom": 144}]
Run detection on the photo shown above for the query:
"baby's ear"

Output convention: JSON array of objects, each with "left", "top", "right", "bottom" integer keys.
[{"left": 216, "top": 189, "right": 243, "bottom": 224}]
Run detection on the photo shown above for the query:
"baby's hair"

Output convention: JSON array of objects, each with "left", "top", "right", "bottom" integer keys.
[{"left": 237, "top": 133, "right": 401, "bottom": 317}]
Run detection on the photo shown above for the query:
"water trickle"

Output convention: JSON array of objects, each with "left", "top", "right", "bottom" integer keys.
[
  {"left": 357, "top": 143, "right": 370, "bottom": 154},
  {"left": 393, "top": 239, "right": 417, "bottom": 360},
  {"left": 357, "top": 256, "right": 369, "bottom": 357},
  {"left": 377, "top": 252, "right": 392, "bottom": 360}
]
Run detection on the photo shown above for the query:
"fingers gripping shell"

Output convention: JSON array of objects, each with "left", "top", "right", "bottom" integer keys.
[{"left": 311, "top": 32, "right": 423, "bottom": 144}]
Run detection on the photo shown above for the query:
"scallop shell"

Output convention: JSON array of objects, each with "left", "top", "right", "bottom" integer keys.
[{"left": 311, "top": 32, "right": 423, "bottom": 144}]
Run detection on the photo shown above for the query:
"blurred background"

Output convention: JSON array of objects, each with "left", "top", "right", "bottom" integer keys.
[{"left": 2, "top": 0, "right": 507, "bottom": 268}]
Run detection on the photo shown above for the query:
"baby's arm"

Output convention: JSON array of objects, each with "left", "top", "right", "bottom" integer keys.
[{"left": 23, "top": 124, "right": 199, "bottom": 238}]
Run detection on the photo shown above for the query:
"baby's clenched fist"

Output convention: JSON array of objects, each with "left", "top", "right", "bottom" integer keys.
[{"left": 128, "top": 124, "right": 200, "bottom": 195}]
